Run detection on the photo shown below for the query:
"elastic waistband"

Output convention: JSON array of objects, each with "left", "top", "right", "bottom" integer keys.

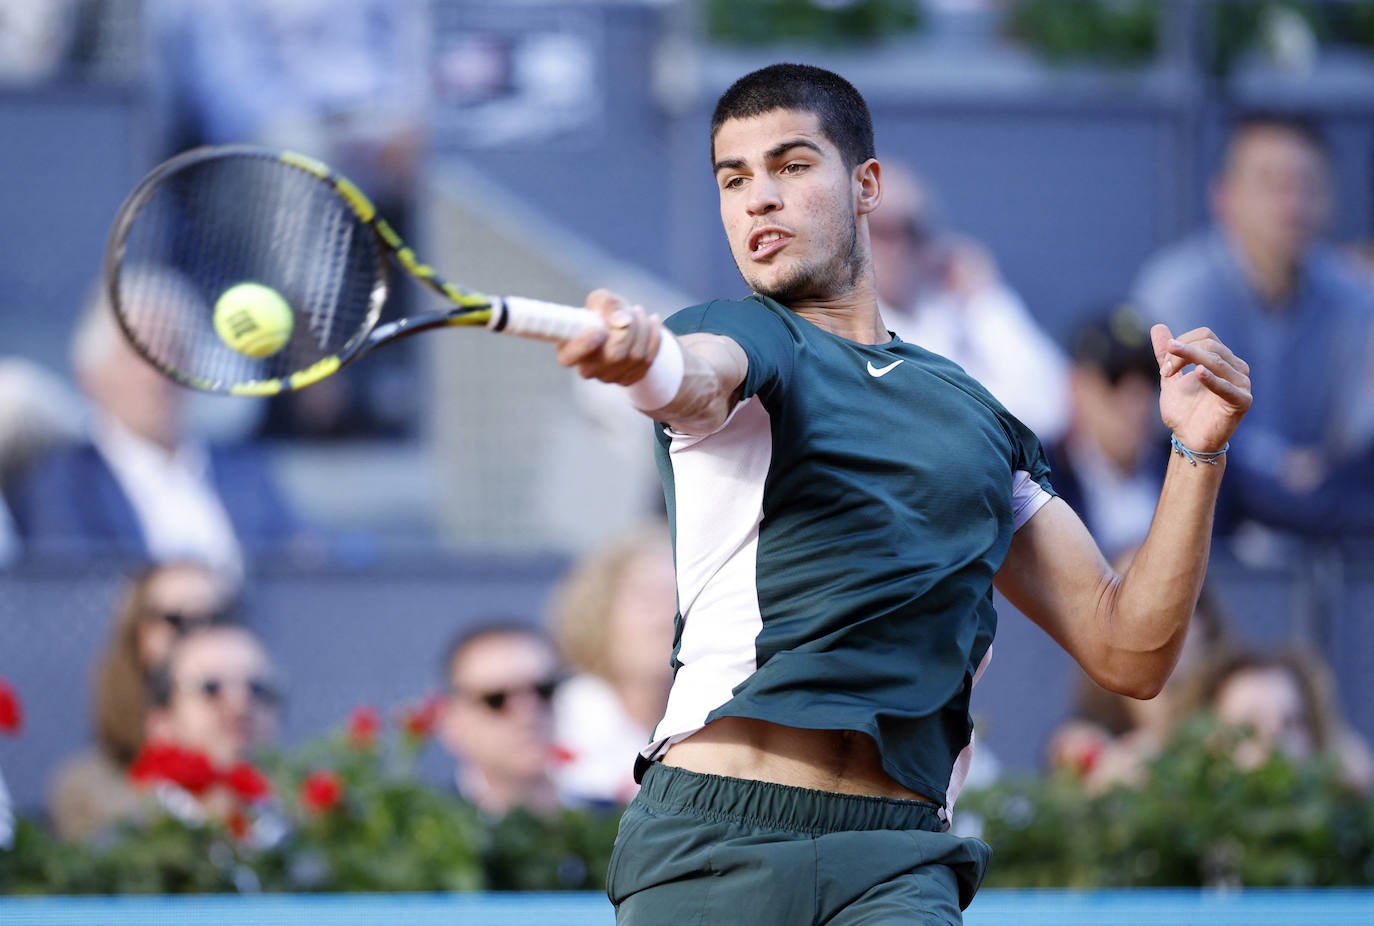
[{"left": 636, "top": 762, "right": 943, "bottom": 837}]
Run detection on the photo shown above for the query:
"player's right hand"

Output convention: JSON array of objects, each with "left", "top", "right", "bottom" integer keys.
[{"left": 557, "top": 288, "right": 663, "bottom": 386}]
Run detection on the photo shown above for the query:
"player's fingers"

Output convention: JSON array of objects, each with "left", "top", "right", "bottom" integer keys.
[
  {"left": 1195, "top": 363, "right": 1254, "bottom": 412},
  {"left": 586, "top": 288, "right": 633, "bottom": 330},
  {"left": 1167, "top": 327, "right": 1249, "bottom": 375},
  {"left": 556, "top": 325, "right": 608, "bottom": 368},
  {"left": 604, "top": 307, "right": 660, "bottom": 386},
  {"left": 600, "top": 305, "right": 641, "bottom": 366},
  {"left": 1165, "top": 331, "right": 1250, "bottom": 387},
  {"left": 1150, "top": 324, "right": 1173, "bottom": 371},
  {"left": 623, "top": 304, "right": 657, "bottom": 364}
]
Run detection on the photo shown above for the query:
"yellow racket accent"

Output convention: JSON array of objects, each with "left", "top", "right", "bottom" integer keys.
[
  {"left": 396, "top": 247, "right": 435, "bottom": 279},
  {"left": 374, "top": 220, "right": 403, "bottom": 249},
  {"left": 230, "top": 379, "right": 284, "bottom": 397},
  {"left": 332, "top": 176, "right": 376, "bottom": 223},
  {"left": 442, "top": 307, "right": 495, "bottom": 327},
  {"left": 279, "top": 151, "right": 331, "bottom": 179},
  {"left": 288, "top": 356, "right": 343, "bottom": 390}
]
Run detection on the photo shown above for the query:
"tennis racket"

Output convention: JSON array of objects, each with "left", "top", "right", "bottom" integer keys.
[{"left": 104, "top": 144, "right": 604, "bottom": 395}]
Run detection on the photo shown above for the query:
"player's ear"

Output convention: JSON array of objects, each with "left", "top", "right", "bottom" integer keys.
[{"left": 856, "top": 159, "right": 881, "bottom": 217}]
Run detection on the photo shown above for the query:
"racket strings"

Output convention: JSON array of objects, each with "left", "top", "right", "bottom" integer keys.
[{"left": 112, "top": 152, "right": 386, "bottom": 391}]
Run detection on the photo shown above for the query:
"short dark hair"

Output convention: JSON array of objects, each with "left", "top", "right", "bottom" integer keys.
[
  {"left": 145, "top": 623, "right": 269, "bottom": 708},
  {"left": 1070, "top": 302, "right": 1159, "bottom": 386},
  {"left": 1226, "top": 110, "right": 1328, "bottom": 160},
  {"left": 440, "top": 619, "right": 550, "bottom": 685},
  {"left": 711, "top": 63, "right": 875, "bottom": 170}
]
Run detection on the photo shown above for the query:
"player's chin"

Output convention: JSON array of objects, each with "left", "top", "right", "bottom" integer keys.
[{"left": 748, "top": 270, "right": 812, "bottom": 303}]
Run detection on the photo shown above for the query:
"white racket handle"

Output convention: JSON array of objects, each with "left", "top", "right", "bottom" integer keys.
[
  {"left": 490, "top": 294, "right": 684, "bottom": 410},
  {"left": 490, "top": 296, "right": 603, "bottom": 341}
]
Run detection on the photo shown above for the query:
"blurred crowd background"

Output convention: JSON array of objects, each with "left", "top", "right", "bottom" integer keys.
[{"left": 2, "top": 0, "right": 1374, "bottom": 891}]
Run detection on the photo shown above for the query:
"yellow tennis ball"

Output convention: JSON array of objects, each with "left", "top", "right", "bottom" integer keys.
[{"left": 213, "top": 283, "right": 294, "bottom": 358}]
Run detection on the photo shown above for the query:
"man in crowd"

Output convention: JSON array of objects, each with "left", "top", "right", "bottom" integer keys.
[
  {"left": 9, "top": 280, "right": 302, "bottom": 576},
  {"left": 437, "top": 622, "right": 569, "bottom": 818},
  {"left": 1133, "top": 112, "right": 1374, "bottom": 547}
]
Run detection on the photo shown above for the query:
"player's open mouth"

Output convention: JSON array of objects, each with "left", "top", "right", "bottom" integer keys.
[{"left": 748, "top": 228, "right": 791, "bottom": 260}]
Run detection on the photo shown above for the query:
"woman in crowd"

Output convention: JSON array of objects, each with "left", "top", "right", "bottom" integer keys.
[
  {"left": 47, "top": 560, "right": 238, "bottom": 841},
  {"left": 547, "top": 519, "right": 677, "bottom": 806}
]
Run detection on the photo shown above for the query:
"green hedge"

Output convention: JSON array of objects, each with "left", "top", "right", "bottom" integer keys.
[
  {"left": 1, "top": 707, "right": 621, "bottom": 895},
  {"left": 960, "top": 716, "right": 1374, "bottom": 888}
]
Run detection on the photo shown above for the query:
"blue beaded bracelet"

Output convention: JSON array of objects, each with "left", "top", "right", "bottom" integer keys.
[{"left": 1170, "top": 434, "right": 1229, "bottom": 466}]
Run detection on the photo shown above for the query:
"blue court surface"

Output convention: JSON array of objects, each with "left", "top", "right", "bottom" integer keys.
[{"left": 2, "top": 889, "right": 1373, "bottom": 925}]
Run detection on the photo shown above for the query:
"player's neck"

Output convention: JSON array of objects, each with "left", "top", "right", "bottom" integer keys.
[{"left": 787, "top": 286, "right": 888, "bottom": 345}]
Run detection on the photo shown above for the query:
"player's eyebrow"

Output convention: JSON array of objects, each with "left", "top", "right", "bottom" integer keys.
[
  {"left": 713, "top": 138, "right": 824, "bottom": 176},
  {"left": 765, "top": 139, "right": 822, "bottom": 162}
]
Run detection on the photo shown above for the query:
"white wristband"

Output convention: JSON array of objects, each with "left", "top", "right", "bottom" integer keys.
[{"left": 626, "top": 332, "right": 685, "bottom": 411}]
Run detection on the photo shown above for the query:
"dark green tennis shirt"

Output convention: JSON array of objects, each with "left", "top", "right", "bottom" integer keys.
[{"left": 645, "top": 294, "right": 1055, "bottom": 808}]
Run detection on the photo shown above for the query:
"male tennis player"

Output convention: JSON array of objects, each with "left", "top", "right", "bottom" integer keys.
[{"left": 557, "top": 63, "right": 1252, "bottom": 925}]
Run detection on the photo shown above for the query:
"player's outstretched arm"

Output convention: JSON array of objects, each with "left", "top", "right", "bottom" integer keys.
[
  {"left": 556, "top": 289, "right": 748, "bottom": 436},
  {"left": 995, "top": 325, "right": 1252, "bottom": 699}
]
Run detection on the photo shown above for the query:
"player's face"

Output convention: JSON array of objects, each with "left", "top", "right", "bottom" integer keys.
[{"left": 713, "top": 109, "right": 865, "bottom": 302}]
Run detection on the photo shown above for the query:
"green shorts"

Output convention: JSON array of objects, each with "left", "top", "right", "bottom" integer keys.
[{"left": 607, "top": 762, "right": 990, "bottom": 926}]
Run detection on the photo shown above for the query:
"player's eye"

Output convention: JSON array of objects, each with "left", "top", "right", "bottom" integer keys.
[
  {"left": 781, "top": 162, "right": 809, "bottom": 176},
  {"left": 722, "top": 175, "right": 747, "bottom": 191}
]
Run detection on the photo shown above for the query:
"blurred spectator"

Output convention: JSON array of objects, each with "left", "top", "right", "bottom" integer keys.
[
  {"left": 0, "top": 357, "right": 85, "bottom": 567},
  {"left": 1188, "top": 647, "right": 1374, "bottom": 793},
  {"left": 1133, "top": 112, "right": 1374, "bottom": 549},
  {"left": 436, "top": 622, "right": 570, "bottom": 818},
  {"left": 144, "top": 0, "right": 431, "bottom": 440},
  {"left": 1045, "top": 303, "right": 1169, "bottom": 563},
  {"left": 1046, "top": 579, "right": 1234, "bottom": 791},
  {"left": 1345, "top": 240, "right": 1374, "bottom": 291},
  {"left": 871, "top": 159, "right": 1071, "bottom": 443},
  {"left": 0, "top": 357, "right": 85, "bottom": 494},
  {"left": 143, "top": 622, "right": 282, "bottom": 769},
  {"left": 48, "top": 561, "right": 239, "bottom": 842},
  {"left": 0, "top": 0, "right": 77, "bottom": 82},
  {"left": 547, "top": 519, "right": 676, "bottom": 805},
  {"left": 8, "top": 281, "right": 303, "bottom": 577}
]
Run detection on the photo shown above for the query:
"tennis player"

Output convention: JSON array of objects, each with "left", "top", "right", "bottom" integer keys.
[{"left": 558, "top": 63, "right": 1252, "bottom": 925}]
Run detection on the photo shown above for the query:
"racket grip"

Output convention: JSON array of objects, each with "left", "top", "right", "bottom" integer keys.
[{"left": 490, "top": 296, "right": 604, "bottom": 341}]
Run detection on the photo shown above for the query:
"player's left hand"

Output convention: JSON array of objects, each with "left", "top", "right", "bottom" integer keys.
[{"left": 1151, "top": 324, "right": 1252, "bottom": 453}]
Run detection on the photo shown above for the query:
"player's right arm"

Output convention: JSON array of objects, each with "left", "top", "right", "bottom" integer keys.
[{"left": 556, "top": 289, "right": 748, "bottom": 436}]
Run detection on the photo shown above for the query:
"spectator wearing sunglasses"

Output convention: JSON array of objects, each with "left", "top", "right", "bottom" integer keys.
[
  {"left": 436, "top": 622, "right": 571, "bottom": 818},
  {"left": 48, "top": 561, "right": 239, "bottom": 842},
  {"left": 144, "top": 623, "right": 282, "bottom": 769}
]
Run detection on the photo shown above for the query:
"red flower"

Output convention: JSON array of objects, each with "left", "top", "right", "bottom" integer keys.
[
  {"left": 222, "top": 761, "right": 273, "bottom": 803},
  {"left": 129, "top": 741, "right": 219, "bottom": 796},
  {"left": 300, "top": 770, "right": 344, "bottom": 813},
  {"left": 0, "top": 678, "right": 22, "bottom": 735},
  {"left": 347, "top": 705, "right": 381, "bottom": 748},
  {"left": 226, "top": 809, "right": 250, "bottom": 841},
  {"left": 400, "top": 693, "right": 445, "bottom": 740}
]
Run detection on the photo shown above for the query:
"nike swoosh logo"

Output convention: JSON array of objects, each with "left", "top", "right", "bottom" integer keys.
[{"left": 866, "top": 359, "right": 904, "bottom": 378}]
